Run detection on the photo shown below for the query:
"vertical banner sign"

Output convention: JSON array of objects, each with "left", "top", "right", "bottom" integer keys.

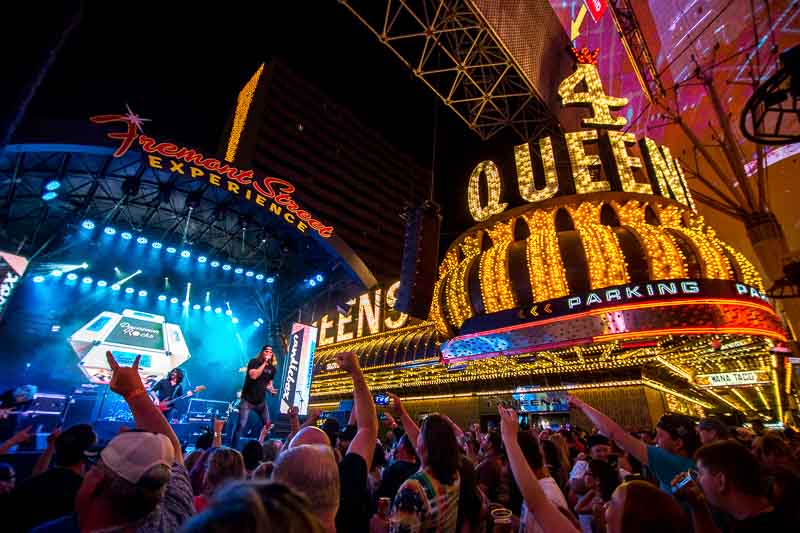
[
  {"left": 584, "top": 0, "right": 608, "bottom": 23},
  {"left": 280, "top": 322, "right": 318, "bottom": 415},
  {"left": 0, "top": 252, "right": 29, "bottom": 322}
]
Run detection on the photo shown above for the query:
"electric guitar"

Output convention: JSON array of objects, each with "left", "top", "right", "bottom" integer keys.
[{"left": 152, "top": 385, "right": 206, "bottom": 412}]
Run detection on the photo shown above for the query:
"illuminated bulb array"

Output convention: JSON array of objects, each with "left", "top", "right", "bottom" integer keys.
[
  {"left": 671, "top": 159, "right": 696, "bottom": 211},
  {"left": 225, "top": 64, "right": 264, "bottom": 163},
  {"left": 718, "top": 242, "right": 763, "bottom": 290},
  {"left": 607, "top": 131, "right": 652, "bottom": 195},
  {"left": 567, "top": 203, "right": 629, "bottom": 288},
  {"left": 659, "top": 206, "right": 733, "bottom": 280},
  {"left": 444, "top": 234, "right": 482, "bottom": 329},
  {"left": 429, "top": 250, "right": 459, "bottom": 336},
  {"left": 565, "top": 130, "right": 609, "bottom": 194},
  {"left": 641, "top": 138, "right": 694, "bottom": 210},
  {"left": 515, "top": 138, "right": 559, "bottom": 202},
  {"left": 479, "top": 221, "right": 516, "bottom": 313},
  {"left": 522, "top": 209, "right": 569, "bottom": 301},
  {"left": 467, "top": 160, "right": 507, "bottom": 222},
  {"left": 558, "top": 63, "right": 629, "bottom": 128},
  {"left": 613, "top": 200, "right": 686, "bottom": 279}
]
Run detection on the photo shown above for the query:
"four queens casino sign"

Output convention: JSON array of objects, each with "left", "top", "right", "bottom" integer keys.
[{"left": 90, "top": 111, "right": 334, "bottom": 239}]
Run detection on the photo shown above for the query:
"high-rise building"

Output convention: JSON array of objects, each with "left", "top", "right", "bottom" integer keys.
[{"left": 221, "top": 60, "right": 431, "bottom": 284}]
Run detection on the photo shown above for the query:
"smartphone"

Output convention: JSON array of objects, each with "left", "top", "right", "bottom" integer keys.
[
  {"left": 671, "top": 469, "right": 697, "bottom": 493},
  {"left": 374, "top": 393, "right": 391, "bottom": 406}
]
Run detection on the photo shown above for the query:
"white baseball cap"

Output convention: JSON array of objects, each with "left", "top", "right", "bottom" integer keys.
[{"left": 100, "top": 431, "right": 174, "bottom": 484}]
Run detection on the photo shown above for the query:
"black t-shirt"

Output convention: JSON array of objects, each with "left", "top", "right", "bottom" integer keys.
[
  {"left": 9, "top": 467, "right": 83, "bottom": 532},
  {"left": 241, "top": 358, "right": 275, "bottom": 404},
  {"left": 336, "top": 453, "right": 370, "bottom": 533},
  {"left": 728, "top": 508, "right": 800, "bottom": 532},
  {"left": 377, "top": 459, "right": 419, "bottom": 502},
  {"left": 152, "top": 379, "right": 183, "bottom": 403}
]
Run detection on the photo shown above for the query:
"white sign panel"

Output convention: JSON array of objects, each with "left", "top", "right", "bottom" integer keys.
[{"left": 696, "top": 371, "right": 769, "bottom": 388}]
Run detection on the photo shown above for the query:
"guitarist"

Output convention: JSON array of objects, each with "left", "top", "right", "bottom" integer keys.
[
  {"left": 150, "top": 368, "right": 187, "bottom": 420},
  {"left": 232, "top": 345, "right": 277, "bottom": 449}
]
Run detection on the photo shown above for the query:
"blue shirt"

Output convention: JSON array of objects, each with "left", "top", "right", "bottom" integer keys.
[{"left": 647, "top": 445, "right": 695, "bottom": 492}]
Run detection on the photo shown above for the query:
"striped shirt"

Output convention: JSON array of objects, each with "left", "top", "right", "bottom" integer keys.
[{"left": 390, "top": 468, "right": 460, "bottom": 533}]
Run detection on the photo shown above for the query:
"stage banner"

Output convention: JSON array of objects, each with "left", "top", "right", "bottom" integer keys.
[
  {"left": 280, "top": 322, "right": 318, "bottom": 415},
  {"left": 0, "top": 251, "right": 29, "bottom": 322}
]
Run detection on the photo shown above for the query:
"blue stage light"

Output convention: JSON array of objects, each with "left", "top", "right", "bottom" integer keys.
[
  {"left": 32, "top": 275, "right": 45, "bottom": 283},
  {"left": 81, "top": 220, "right": 95, "bottom": 230},
  {"left": 138, "top": 290, "right": 147, "bottom": 297},
  {"left": 255, "top": 274, "right": 264, "bottom": 280},
  {"left": 181, "top": 250, "right": 191, "bottom": 258},
  {"left": 51, "top": 269, "right": 63, "bottom": 277},
  {"left": 104, "top": 227, "right": 116, "bottom": 236},
  {"left": 258, "top": 318, "right": 264, "bottom": 324},
  {"left": 170, "top": 297, "right": 179, "bottom": 304},
  {"left": 81, "top": 262, "right": 89, "bottom": 269},
  {"left": 44, "top": 180, "right": 61, "bottom": 191},
  {"left": 266, "top": 276, "right": 275, "bottom": 284},
  {"left": 66, "top": 273, "right": 78, "bottom": 281},
  {"left": 192, "top": 304, "right": 201, "bottom": 310},
  {"left": 152, "top": 242, "right": 162, "bottom": 249},
  {"left": 253, "top": 321, "right": 260, "bottom": 327},
  {"left": 111, "top": 284, "right": 121, "bottom": 291},
  {"left": 225, "top": 309, "right": 233, "bottom": 316},
  {"left": 308, "top": 279, "right": 317, "bottom": 287},
  {"left": 136, "top": 236, "right": 148, "bottom": 245},
  {"left": 203, "top": 305, "right": 211, "bottom": 312},
  {"left": 82, "top": 277, "right": 93, "bottom": 284},
  {"left": 198, "top": 256, "right": 207, "bottom": 263},
  {"left": 315, "top": 274, "right": 324, "bottom": 282},
  {"left": 125, "top": 287, "right": 135, "bottom": 294},
  {"left": 97, "top": 280, "right": 108, "bottom": 287},
  {"left": 41, "top": 191, "right": 58, "bottom": 201},
  {"left": 231, "top": 317, "right": 239, "bottom": 324},
  {"left": 210, "top": 261, "right": 220, "bottom": 268},
  {"left": 182, "top": 301, "right": 189, "bottom": 307},
  {"left": 214, "top": 307, "right": 222, "bottom": 314},
  {"left": 158, "top": 294, "right": 167, "bottom": 301},
  {"left": 120, "top": 232, "right": 132, "bottom": 240},
  {"left": 245, "top": 271, "right": 254, "bottom": 277},
  {"left": 222, "top": 264, "right": 231, "bottom": 271},
  {"left": 166, "top": 246, "right": 176, "bottom": 254},
  {"left": 234, "top": 267, "right": 243, "bottom": 274}
]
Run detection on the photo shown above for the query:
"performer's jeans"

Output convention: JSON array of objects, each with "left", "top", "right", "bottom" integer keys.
[{"left": 231, "top": 399, "right": 270, "bottom": 449}]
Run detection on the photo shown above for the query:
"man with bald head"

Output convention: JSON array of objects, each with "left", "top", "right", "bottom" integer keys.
[
  {"left": 273, "top": 444, "right": 340, "bottom": 532},
  {"left": 289, "top": 425, "right": 331, "bottom": 448}
]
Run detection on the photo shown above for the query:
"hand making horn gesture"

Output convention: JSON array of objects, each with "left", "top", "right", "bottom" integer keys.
[{"left": 105, "top": 351, "right": 147, "bottom": 400}]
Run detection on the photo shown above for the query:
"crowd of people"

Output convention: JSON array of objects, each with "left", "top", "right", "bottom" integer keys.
[{"left": 0, "top": 350, "right": 799, "bottom": 532}]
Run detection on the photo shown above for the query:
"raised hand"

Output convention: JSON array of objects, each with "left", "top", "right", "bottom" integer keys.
[
  {"left": 335, "top": 351, "right": 360, "bottom": 374},
  {"left": 386, "top": 392, "right": 404, "bottom": 418},
  {"left": 105, "top": 351, "right": 146, "bottom": 400},
  {"left": 46, "top": 427, "right": 62, "bottom": 448},
  {"left": 9, "top": 425, "right": 33, "bottom": 445},
  {"left": 498, "top": 405, "right": 520, "bottom": 443}
]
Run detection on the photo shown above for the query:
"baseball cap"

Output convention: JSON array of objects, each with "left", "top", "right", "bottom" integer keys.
[
  {"left": 100, "top": 431, "right": 174, "bottom": 484},
  {"left": 698, "top": 417, "right": 729, "bottom": 437}
]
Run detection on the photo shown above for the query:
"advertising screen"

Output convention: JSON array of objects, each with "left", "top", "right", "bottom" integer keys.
[
  {"left": 0, "top": 251, "right": 29, "bottom": 322},
  {"left": 280, "top": 322, "right": 318, "bottom": 416},
  {"left": 513, "top": 389, "right": 570, "bottom": 413},
  {"left": 105, "top": 316, "right": 165, "bottom": 351}
]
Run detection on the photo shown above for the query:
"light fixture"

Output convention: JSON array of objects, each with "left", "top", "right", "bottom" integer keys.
[
  {"left": 222, "top": 264, "right": 231, "bottom": 271},
  {"left": 41, "top": 191, "right": 58, "bottom": 201},
  {"left": 158, "top": 294, "right": 167, "bottom": 301},
  {"left": 198, "top": 256, "right": 207, "bottom": 263},
  {"left": 181, "top": 250, "right": 191, "bottom": 258},
  {"left": 82, "top": 277, "right": 93, "bottom": 284},
  {"left": 210, "top": 261, "right": 220, "bottom": 268},
  {"left": 253, "top": 321, "right": 260, "bottom": 327},
  {"left": 214, "top": 307, "right": 222, "bottom": 314},
  {"left": 182, "top": 301, "right": 189, "bottom": 307},
  {"left": 232, "top": 317, "right": 239, "bottom": 324},
  {"left": 97, "top": 280, "right": 108, "bottom": 287},
  {"left": 234, "top": 267, "right": 244, "bottom": 274},
  {"left": 170, "top": 297, "right": 179, "bottom": 304},
  {"left": 152, "top": 242, "right": 162, "bottom": 249},
  {"left": 111, "top": 284, "right": 121, "bottom": 291},
  {"left": 32, "top": 275, "right": 45, "bottom": 283},
  {"left": 166, "top": 246, "right": 176, "bottom": 254},
  {"left": 203, "top": 305, "right": 211, "bottom": 312},
  {"left": 136, "top": 236, "right": 148, "bottom": 245},
  {"left": 245, "top": 271, "right": 254, "bottom": 277},
  {"left": 51, "top": 269, "right": 63, "bottom": 277},
  {"left": 225, "top": 309, "right": 233, "bottom": 316},
  {"left": 255, "top": 274, "right": 264, "bottom": 280},
  {"left": 308, "top": 279, "right": 317, "bottom": 287},
  {"left": 66, "top": 273, "right": 78, "bottom": 281},
  {"left": 44, "top": 180, "right": 61, "bottom": 191},
  {"left": 138, "top": 290, "right": 147, "bottom": 297},
  {"left": 81, "top": 262, "right": 89, "bottom": 269},
  {"left": 315, "top": 274, "right": 324, "bottom": 282},
  {"left": 104, "top": 227, "right": 116, "bottom": 236},
  {"left": 266, "top": 276, "right": 275, "bottom": 284},
  {"left": 120, "top": 232, "right": 133, "bottom": 240},
  {"left": 125, "top": 287, "right": 135, "bottom": 294},
  {"left": 81, "top": 220, "right": 95, "bottom": 230},
  {"left": 258, "top": 318, "right": 264, "bottom": 324},
  {"left": 193, "top": 304, "right": 201, "bottom": 310}
]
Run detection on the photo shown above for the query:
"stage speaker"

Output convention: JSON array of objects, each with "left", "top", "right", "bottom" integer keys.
[{"left": 396, "top": 201, "right": 441, "bottom": 318}]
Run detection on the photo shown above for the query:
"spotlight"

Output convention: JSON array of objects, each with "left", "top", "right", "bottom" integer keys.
[
  {"left": 222, "top": 264, "right": 231, "bottom": 271},
  {"left": 136, "top": 236, "right": 148, "bottom": 245},
  {"left": 203, "top": 305, "right": 211, "bottom": 312},
  {"left": 104, "top": 227, "right": 116, "bottom": 236},
  {"left": 81, "top": 220, "right": 95, "bottom": 230},
  {"left": 158, "top": 294, "right": 167, "bottom": 301},
  {"left": 266, "top": 276, "right": 275, "bottom": 284},
  {"left": 182, "top": 301, "right": 189, "bottom": 307},
  {"left": 81, "top": 263, "right": 89, "bottom": 269},
  {"left": 111, "top": 284, "right": 121, "bottom": 291},
  {"left": 51, "top": 324, "right": 61, "bottom": 333},
  {"left": 192, "top": 304, "right": 201, "bottom": 310},
  {"left": 120, "top": 232, "right": 133, "bottom": 240},
  {"left": 41, "top": 191, "right": 58, "bottom": 201},
  {"left": 152, "top": 242, "right": 162, "bottom": 249},
  {"left": 255, "top": 274, "right": 264, "bottom": 280},
  {"left": 225, "top": 309, "right": 233, "bottom": 316},
  {"left": 170, "top": 297, "right": 179, "bottom": 304},
  {"left": 51, "top": 269, "right": 63, "bottom": 277},
  {"left": 214, "top": 307, "right": 222, "bottom": 314},
  {"left": 66, "top": 273, "right": 78, "bottom": 281},
  {"left": 245, "top": 271, "right": 254, "bottom": 277},
  {"left": 308, "top": 279, "right": 317, "bottom": 287},
  {"left": 97, "top": 280, "right": 108, "bottom": 287},
  {"left": 253, "top": 321, "right": 260, "bottom": 327},
  {"left": 198, "top": 256, "right": 207, "bottom": 263},
  {"left": 138, "top": 290, "right": 147, "bottom": 297},
  {"left": 180, "top": 250, "right": 191, "bottom": 258},
  {"left": 82, "top": 277, "right": 93, "bottom": 284},
  {"left": 125, "top": 287, "right": 135, "bottom": 294},
  {"left": 231, "top": 317, "right": 239, "bottom": 324},
  {"left": 315, "top": 274, "right": 324, "bottom": 282},
  {"left": 258, "top": 318, "right": 264, "bottom": 324},
  {"left": 210, "top": 261, "right": 220, "bottom": 268},
  {"left": 166, "top": 247, "right": 177, "bottom": 254},
  {"left": 234, "top": 267, "right": 243, "bottom": 274},
  {"left": 32, "top": 275, "right": 45, "bottom": 283},
  {"left": 44, "top": 180, "right": 61, "bottom": 191}
]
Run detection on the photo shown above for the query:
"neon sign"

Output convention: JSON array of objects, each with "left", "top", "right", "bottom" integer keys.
[
  {"left": 696, "top": 371, "right": 770, "bottom": 388},
  {"left": 90, "top": 112, "right": 333, "bottom": 238}
]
